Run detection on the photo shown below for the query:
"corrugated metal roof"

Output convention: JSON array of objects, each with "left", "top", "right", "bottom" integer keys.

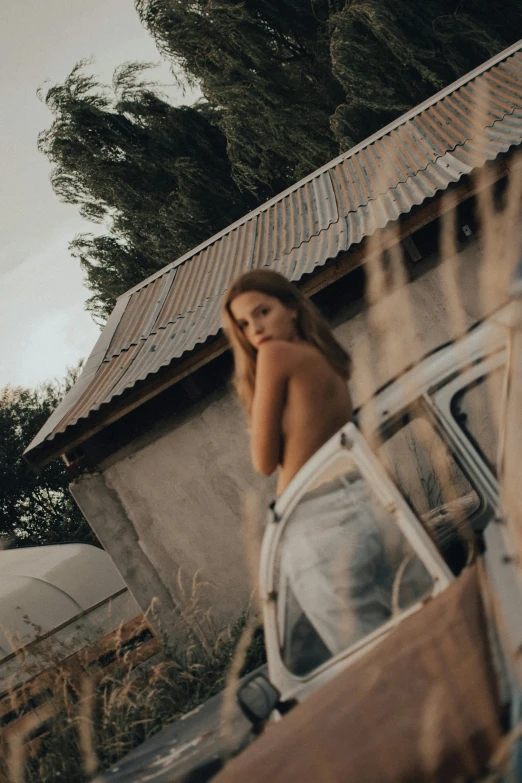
[{"left": 25, "top": 41, "right": 522, "bottom": 463}]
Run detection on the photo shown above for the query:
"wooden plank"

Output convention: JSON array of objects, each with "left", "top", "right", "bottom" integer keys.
[
  {"left": 1, "top": 701, "right": 56, "bottom": 744},
  {"left": 75, "top": 613, "right": 154, "bottom": 668},
  {"left": 0, "top": 682, "right": 55, "bottom": 723},
  {"left": 0, "top": 615, "right": 160, "bottom": 755},
  {"left": 82, "top": 637, "right": 162, "bottom": 688}
]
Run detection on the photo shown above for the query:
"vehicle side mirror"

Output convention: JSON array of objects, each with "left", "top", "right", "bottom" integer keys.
[{"left": 237, "top": 671, "right": 281, "bottom": 726}]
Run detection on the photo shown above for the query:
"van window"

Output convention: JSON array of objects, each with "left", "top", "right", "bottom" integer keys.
[
  {"left": 377, "top": 414, "right": 480, "bottom": 570},
  {"left": 451, "top": 368, "right": 504, "bottom": 477}
]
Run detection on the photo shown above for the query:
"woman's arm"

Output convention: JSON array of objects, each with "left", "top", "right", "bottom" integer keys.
[{"left": 250, "top": 341, "right": 290, "bottom": 475}]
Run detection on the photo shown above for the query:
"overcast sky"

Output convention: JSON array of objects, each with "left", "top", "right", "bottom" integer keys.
[{"left": 1, "top": 0, "right": 198, "bottom": 389}]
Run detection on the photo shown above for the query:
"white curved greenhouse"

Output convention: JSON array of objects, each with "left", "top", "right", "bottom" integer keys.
[{"left": 0, "top": 544, "right": 141, "bottom": 664}]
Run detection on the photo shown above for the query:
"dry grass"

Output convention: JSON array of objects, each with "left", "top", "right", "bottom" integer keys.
[{"left": 0, "top": 608, "right": 266, "bottom": 783}]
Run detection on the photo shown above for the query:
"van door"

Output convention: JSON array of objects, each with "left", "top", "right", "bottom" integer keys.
[{"left": 261, "top": 422, "right": 452, "bottom": 702}]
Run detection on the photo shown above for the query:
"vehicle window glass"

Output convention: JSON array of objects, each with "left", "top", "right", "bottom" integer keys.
[
  {"left": 377, "top": 415, "right": 480, "bottom": 568},
  {"left": 275, "top": 457, "right": 433, "bottom": 677},
  {"left": 451, "top": 368, "right": 504, "bottom": 477}
]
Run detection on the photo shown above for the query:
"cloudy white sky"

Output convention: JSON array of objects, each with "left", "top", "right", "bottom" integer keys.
[{"left": 1, "top": 0, "right": 198, "bottom": 388}]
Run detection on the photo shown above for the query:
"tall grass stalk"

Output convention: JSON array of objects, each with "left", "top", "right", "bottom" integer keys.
[{"left": 0, "top": 605, "right": 265, "bottom": 783}]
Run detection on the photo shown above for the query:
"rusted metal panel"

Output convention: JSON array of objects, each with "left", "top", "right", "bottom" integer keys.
[
  {"left": 23, "top": 294, "right": 133, "bottom": 456},
  {"left": 214, "top": 566, "right": 501, "bottom": 783},
  {"left": 103, "top": 275, "right": 166, "bottom": 360},
  {"left": 24, "top": 45, "right": 522, "bottom": 460},
  {"left": 54, "top": 342, "right": 147, "bottom": 434},
  {"left": 252, "top": 173, "right": 337, "bottom": 269},
  {"left": 272, "top": 219, "right": 351, "bottom": 280}
]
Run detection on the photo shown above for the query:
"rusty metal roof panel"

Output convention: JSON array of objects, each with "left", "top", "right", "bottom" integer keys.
[
  {"left": 156, "top": 256, "right": 199, "bottom": 326},
  {"left": 25, "top": 41, "right": 522, "bottom": 462},
  {"left": 485, "top": 58, "right": 522, "bottom": 94},
  {"left": 153, "top": 221, "right": 258, "bottom": 335},
  {"left": 108, "top": 341, "right": 162, "bottom": 400},
  {"left": 252, "top": 172, "right": 337, "bottom": 268},
  {"left": 106, "top": 274, "right": 168, "bottom": 357},
  {"left": 453, "top": 109, "right": 522, "bottom": 168},
  {"left": 53, "top": 341, "right": 147, "bottom": 433},
  {"left": 289, "top": 220, "right": 350, "bottom": 278},
  {"left": 113, "top": 220, "right": 260, "bottom": 389},
  {"left": 343, "top": 152, "right": 472, "bottom": 248}
]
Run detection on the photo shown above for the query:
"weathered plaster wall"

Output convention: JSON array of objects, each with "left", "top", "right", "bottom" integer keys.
[
  {"left": 70, "top": 235, "right": 496, "bottom": 644},
  {"left": 71, "top": 391, "right": 275, "bottom": 642},
  {"left": 69, "top": 471, "right": 184, "bottom": 643},
  {"left": 337, "top": 235, "right": 486, "bottom": 407}
]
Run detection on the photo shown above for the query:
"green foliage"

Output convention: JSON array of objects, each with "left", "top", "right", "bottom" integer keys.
[
  {"left": 38, "top": 63, "right": 253, "bottom": 321},
  {"left": 137, "top": 0, "right": 522, "bottom": 194},
  {"left": 136, "top": 0, "right": 342, "bottom": 198},
  {"left": 328, "top": 0, "right": 522, "bottom": 148},
  {"left": 0, "top": 365, "right": 98, "bottom": 548}
]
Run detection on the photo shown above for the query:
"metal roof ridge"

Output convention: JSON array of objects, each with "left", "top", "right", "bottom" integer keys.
[{"left": 119, "top": 38, "right": 522, "bottom": 300}]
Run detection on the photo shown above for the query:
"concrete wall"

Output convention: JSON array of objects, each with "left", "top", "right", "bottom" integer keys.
[
  {"left": 70, "top": 234, "right": 496, "bottom": 646},
  {"left": 71, "top": 391, "right": 275, "bottom": 645},
  {"left": 336, "top": 235, "right": 487, "bottom": 406}
]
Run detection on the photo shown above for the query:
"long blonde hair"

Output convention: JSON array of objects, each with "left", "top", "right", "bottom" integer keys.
[{"left": 223, "top": 270, "right": 351, "bottom": 419}]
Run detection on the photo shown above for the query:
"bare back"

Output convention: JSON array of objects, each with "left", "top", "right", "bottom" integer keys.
[{"left": 277, "top": 343, "right": 352, "bottom": 494}]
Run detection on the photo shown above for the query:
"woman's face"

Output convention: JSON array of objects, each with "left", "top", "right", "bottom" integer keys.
[{"left": 229, "top": 290, "right": 299, "bottom": 350}]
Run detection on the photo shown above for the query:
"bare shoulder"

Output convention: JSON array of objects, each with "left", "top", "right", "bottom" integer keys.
[{"left": 257, "top": 340, "right": 326, "bottom": 369}]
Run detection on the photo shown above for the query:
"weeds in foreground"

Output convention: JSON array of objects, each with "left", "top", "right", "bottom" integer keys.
[{"left": 0, "top": 612, "right": 265, "bottom": 783}]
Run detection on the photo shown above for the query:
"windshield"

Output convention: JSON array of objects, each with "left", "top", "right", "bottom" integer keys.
[{"left": 275, "top": 456, "right": 434, "bottom": 677}]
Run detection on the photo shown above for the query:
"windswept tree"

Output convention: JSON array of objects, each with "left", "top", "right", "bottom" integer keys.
[
  {"left": 137, "top": 0, "right": 522, "bottom": 184},
  {"left": 136, "top": 0, "right": 343, "bottom": 198},
  {"left": 0, "top": 366, "right": 99, "bottom": 549},
  {"left": 38, "top": 63, "right": 253, "bottom": 321},
  {"left": 328, "top": 0, "right": 522, "bottom": 149},
  {"left": 39, "top": 2, "right": 521, "bottom": 319}
]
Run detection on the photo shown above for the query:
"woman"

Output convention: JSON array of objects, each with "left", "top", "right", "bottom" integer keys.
[
  {"left": 223, "top": 270, "right": 394, "bottom": 657},
  {"left": 223, "top": 269, "right": 353, "bottom": 495}
]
